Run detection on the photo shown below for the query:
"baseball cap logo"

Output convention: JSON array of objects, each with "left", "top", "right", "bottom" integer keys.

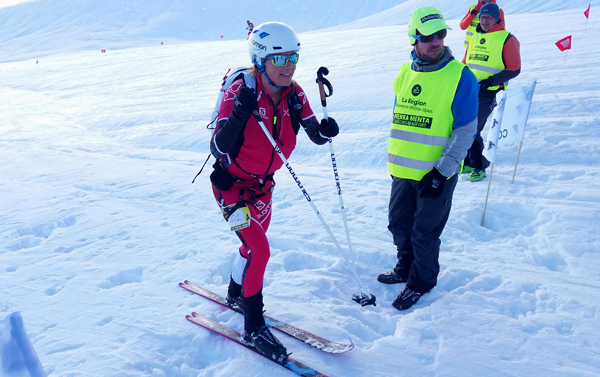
[{"left": 420, "top": 14, "right": 442, "bottom": 23}]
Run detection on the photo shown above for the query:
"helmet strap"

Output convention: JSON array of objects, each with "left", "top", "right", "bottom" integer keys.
[{"left": 258, "top": 58, "right": 285, "bottom": 90}]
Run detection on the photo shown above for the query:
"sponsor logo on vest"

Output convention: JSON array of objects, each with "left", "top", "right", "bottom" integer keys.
[
  {"left": 479, "top": 38, "right": 486, "bottom": 45},
  {"left": 402, "top": 97, "right": 427, "bottom": 107},
  {"left": 393, "top": 113, "right": 433, "bottom": 129},
  {"left": 421, "top": 14, "right": 442, "bottom": 23},
  {"left": 411, "top": 84, "right": 422, "bottom": 96},
  {"left": 468, "top": 53, "right": 489, "bottom": 62},
  {"left": 251, "top": 39, "right": 267, "bottom": 51}
]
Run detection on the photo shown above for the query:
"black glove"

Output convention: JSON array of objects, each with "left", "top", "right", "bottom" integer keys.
[
  {"left": 479, "top": 78, "right": 494, "bottom": 91},
  {"left": 232, "top": 85, "right": 258, "bottom": 120},
  {"left": 319, "top": 117, "right": 339, "bottom": 138},
  {"left": 420, "top": 168, "right": 447, "bottom": 199}
]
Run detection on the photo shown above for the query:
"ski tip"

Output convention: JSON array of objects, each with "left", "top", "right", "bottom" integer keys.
[
  {"left": 341, "top": 339, "right": 355, "bottom": 352},
  {"left": 191, "top": 312, "right": 198, "bottom": 316}
]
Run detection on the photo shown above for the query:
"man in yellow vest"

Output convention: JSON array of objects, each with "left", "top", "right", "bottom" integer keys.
[
  {"left": 462, "top": 2, "right": 521, "bottom": 182},
  {"left": 459, "top": 0, "right": 505, "bottom": 49},
  {"left": 379, "top": 7, "right": 478, "bottom": 310}
]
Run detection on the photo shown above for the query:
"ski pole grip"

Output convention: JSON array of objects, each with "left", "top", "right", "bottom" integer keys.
[
  {"left": 318, "top": 84, "right": 328, "bottom": 108},
  {"left": 316, "top": 66, "right": 333, "bottom": 103},
  {"left": 251, "top": 111, "right": 261, "bottom": 122}
]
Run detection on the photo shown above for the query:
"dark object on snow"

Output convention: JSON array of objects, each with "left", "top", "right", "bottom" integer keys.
[{"left": 352, "top": 293, "right": 377, "bottom": 306}]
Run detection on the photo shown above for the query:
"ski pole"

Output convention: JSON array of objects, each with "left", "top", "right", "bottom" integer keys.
[
  {"left": 252, "top": 112, "right": 375, "bottom": 306},
  {"left": 316, "top": 67, "right": 354, "bottom": 261},
  {"left": 316, "top": 67, "right": 376, "bottom": 307}
]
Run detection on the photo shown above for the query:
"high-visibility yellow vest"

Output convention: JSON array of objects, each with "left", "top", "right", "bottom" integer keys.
[
  {"left": 465, "top": 29, "right": 510, "bottom": 91},
  {"left": 388, "top": 59, "right": 464, "bottom": 181},
  {"left": 464, "top": 4, "right": 505, "bottom": 48},
  {"left": 464, "top": 4, "right": 479, "bottom": 48}
]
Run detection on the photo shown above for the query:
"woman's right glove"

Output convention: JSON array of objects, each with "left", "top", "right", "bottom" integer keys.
[
  {"left": 214, "top": 85, "right": 257, "bottom": 152},
  {"left": 319, "top": 117, "right": 339, "bottom": 138},
  {"left": 232, "top": 85, "right": 258, "bottom": 121}
]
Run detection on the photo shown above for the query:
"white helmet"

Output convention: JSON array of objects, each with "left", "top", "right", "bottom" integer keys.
[{"left": 248, "top": 22, "right": 301, "bottom": 68}]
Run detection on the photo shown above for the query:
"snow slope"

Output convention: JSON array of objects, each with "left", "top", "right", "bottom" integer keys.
[
  {"left": 0, "top": 0, "right": 404, "bottom": 62},
  {"left": 1, "top": 1, "right": 599, "bottom": 376},
  {"left": 0, "top": 0, "right": 595, "bottom": 61}
]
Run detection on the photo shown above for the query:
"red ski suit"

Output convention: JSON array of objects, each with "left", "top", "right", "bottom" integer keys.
[{"left": 211, "top": 76, "right": 326, "bottom": 297}]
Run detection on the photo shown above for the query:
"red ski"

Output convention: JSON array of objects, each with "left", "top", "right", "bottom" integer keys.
[
  {"left": 186, "top": 312, "right": 329, "bottom": 377},
  {"left": 179, "top": 280, "right": 353, "bottom": 353}
]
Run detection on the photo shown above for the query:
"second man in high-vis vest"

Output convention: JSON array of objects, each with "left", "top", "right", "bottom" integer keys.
[
  {"left": 459, "top": 0, "right": 505, "bottom": 49},
  {"left": 462, "top": 2, "right": 521, "bottom": 182},
  {"left": 379, "top": 7, "right": 478, "bottom": 310}
]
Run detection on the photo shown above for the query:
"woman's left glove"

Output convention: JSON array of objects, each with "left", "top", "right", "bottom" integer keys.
[{"left": 319, "top": 117, "right": 339, "bottom": 138}]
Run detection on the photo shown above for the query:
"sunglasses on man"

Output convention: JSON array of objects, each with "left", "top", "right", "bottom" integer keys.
[
  {"left": 411, "top": 29, "right": 448, "bottom": 43},
  {"left": 265, "top": 53, "right": 300, "bottom": 66}
]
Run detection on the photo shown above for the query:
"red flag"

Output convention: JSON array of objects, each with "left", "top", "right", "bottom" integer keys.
[
  {"left": 584, "top": 4, "right": 590, "bottom": 19},
  {"left": 555, "top": 36, "right": 571, "bottom": 52},
  {"left": 220, "top": 35, "right": 223, "bottom": 38}
]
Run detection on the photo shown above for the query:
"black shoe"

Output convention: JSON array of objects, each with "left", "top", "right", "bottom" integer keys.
[
  {"left": 377, "top": 270, "right": 407, "bottom": 284},
  {"left": 392, "top": 286, "right": 422, "bottom": 311},
  {"left": 225, "top": 293, "right": 246, "bottom": 313},
  {"left": 242, "top": 324, "right": 288, "bottom": 364}
]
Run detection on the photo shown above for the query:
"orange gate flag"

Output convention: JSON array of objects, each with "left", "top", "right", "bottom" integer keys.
[
  {"left": 555, "top": 36, "right": 572, "bottom": 52},
  {"left": 584, "top": 4, "right": 591, "bottom": 19}
]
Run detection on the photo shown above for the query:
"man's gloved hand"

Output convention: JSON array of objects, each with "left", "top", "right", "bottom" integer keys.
[
  {"left": 319, "top": 117, "right": 339, "bottom": 138},
  {"left": 232, "top": 85, "right": 258, "bottom": 120},
  {"left": 420, "top": 168, "right": 447, "bottom": 199},
  {"left": 479, "top": 78, "right": 494, "bottom": 91}
]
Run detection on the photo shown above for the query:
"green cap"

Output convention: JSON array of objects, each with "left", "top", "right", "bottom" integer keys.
[{"left": 408, "top": 6, "right": 451, "bottom": 45}]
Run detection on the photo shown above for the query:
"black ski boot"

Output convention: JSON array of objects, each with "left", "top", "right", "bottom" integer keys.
[
  {"left": 241, "top": 291, "right": 288, "bottom": 364},
  {"left": 243, "top": 324, "right": 289, "bottom": 364},
  {"left": 225, "top": 277, "right": 245, "bottom": 313},
  {"left": 392, "top": 286, "right": 422, "bottom": 310},
  {"left": 377, "top": 270, "right": 407, "bottom": 284}
]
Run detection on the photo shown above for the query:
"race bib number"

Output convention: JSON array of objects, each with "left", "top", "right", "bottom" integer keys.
[{"left": 223, "top": 203, "right": 251, "bottom": 231}]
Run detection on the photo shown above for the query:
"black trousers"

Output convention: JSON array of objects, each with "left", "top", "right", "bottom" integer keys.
[
  {"left": 387, "top": 174, "right": 458, "bottom": 294},
  {"left": 465, "top": 94, "right": 496, "bottom": 170}
]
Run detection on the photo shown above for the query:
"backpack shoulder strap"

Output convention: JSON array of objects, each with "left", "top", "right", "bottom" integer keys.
[{"left": 287, "top": 81, "right": 303, "bottom": 135}]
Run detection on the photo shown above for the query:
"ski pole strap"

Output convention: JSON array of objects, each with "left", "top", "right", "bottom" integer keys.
[{"left": 192, "top": 154, "right": 212, "bottom": 184}]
